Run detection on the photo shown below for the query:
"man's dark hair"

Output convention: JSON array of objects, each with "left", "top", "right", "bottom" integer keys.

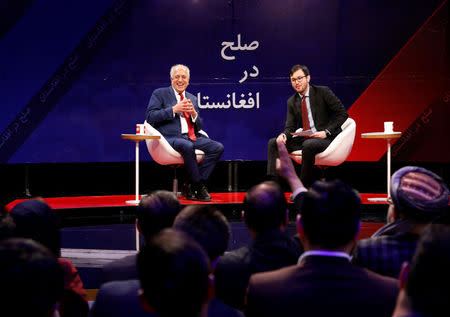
[
  {"left": 173, "top": 205, "right": 230, "bottom": 261},
  {"left": 9, "top": 199, "right": 61, "bottom": 256},
  {"left": 289, "top": 64, "right": 310, "bottom": 78},
  {"left": 406, "top": 224, "right": 450, "bottom": 317},
  {"left": 243, "top": 181, "right": 287, "bottom": 233},
  {"left": 0, "top": 238, "right": 64, "bottom": 317},
  {"left": 137, "top": 229, "right": 210, "bottom": 317},
  {"left": 300, "top": 180, "right": 361, "bottom": 248},
  {"left": 137, "top": 190, "right": 181, "bottom": 241}
]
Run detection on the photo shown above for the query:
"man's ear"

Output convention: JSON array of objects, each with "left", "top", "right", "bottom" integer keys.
[
  {"left": 387, "top": 205, "right": 398, "bottom": 223},
  {"left": 138, "top": 289, "right": 154, "bottom": 313},
  {"left": 355, "top": 221, "right": 361, "bottom": 239},
  {"left": 398, "top": 262, "right": 410, "bottom": 289},
  {"left": 207, "top": 273, "right": 215, "bottom": 302},
  {"left": 296, "top": 214, "right": 305, "bottom": 239}
]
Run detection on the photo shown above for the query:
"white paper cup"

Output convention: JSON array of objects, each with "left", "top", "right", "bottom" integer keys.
[
  {"left": 384, "top": 121, "right": 394, "bottom": 133},
  {"left": 136, "top": 124, "right": 146, "bottom": 135}
]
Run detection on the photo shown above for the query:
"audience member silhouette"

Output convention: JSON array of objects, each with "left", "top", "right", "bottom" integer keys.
[
  {"left": 0, "top": 238, "right": 64, "bottom": 317},
  {"left": 214, "top": 181, "right": 302, "bottom": 309},
  {"left": 392, "top": 224, "right": 450, "bottom": 317},
  {"left": 138, "top": 228, "right": 212, "bottom": 317},
  {"left": 90, "top": 204, "right": 233, "bottom": 317},
  {"left": 90, "top": 190, "right": 181, "bottom": 317},
  {"left": 101, "top": 190, "right": 181, "bottom": 283},
  {"left": 245, "top": 139, "right": 399, "bottom": 317},
  {"left": 173, "top": 205, "right": 230, "bottom": 268},
  {"left": 352, "top": 166, "right": 449, "bottom": 278},
  {"left": 10, "top": 198, "right": 89, "bottom": 317},
  {"left": 173, "top": 205, "right": 243, "bottom": 317}
]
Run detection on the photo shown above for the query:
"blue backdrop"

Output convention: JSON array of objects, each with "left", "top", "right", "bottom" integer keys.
[{"left": 0, "top": 0, "right": 444, "bottom": 163}]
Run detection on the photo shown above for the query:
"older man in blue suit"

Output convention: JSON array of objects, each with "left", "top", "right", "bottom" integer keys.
[{"left": 146, "top": 64, "right": 224, "bottom": 201}]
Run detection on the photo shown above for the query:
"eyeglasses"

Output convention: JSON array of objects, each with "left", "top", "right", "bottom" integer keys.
[{"left": 291, "top": 75, "right": 307, "bottom": 83}]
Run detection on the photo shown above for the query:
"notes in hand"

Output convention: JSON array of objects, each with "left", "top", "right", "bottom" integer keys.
[{"left": 291, "top": 130, "right": 313, "bottom": 137}]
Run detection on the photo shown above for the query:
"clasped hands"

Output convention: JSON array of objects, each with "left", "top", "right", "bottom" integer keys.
[{"left": 173, "top": 98, "right": 197, "bottom": 117}]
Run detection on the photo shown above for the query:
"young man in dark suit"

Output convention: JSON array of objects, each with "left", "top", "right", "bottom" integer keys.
[
  {"left": 146, "top": 64, "right": 224, "bottom": 201},
  {"left": 267, "top": 64, "right": 348, "bottom": 187},
  {"left": 246, "top": 139, "right": 399, "bottom": 317},
  {"left": 214, "top": 181, "right": 302, "bottom": 310}
]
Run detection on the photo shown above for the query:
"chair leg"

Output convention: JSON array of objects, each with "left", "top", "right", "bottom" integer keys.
[{"left": 172, "top": 166, "right": 182, "bottom": 197}]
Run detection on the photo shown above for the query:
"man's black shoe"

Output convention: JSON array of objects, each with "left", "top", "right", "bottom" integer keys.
[
  {"left": 195, "top": 182, "right": 212, "bottom": 202},
  {"left": 183, "top": 182, "right": 197, "bottom": 200}
]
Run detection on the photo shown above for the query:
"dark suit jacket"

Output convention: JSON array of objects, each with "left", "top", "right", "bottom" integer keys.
[
  {"left": 214, "top": 229, "right": 303, "bottom": 310},
  {"left": 89, "top": 279, "right": 149, "bottom": 317},
  {"left": 145, "top": 86, "right": 203, "bottom": 137},
  {"left": 89, "top": 279, "right": 244, "bottom": 317},
  {"left": 101, "top": 254, "right": 138, "bottom": 284},
  {"left": 284, "top": 85, "right": 348, "bottom": 140},
  {"left": 246, "top": 256, "right": 399, "bottom": 317}
]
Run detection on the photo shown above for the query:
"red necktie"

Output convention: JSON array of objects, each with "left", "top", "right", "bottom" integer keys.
[
  {"left": 180, "top": 93, "right": 197, "bottom": 141},
  {"left": 301, "top": 94, "right": 311, "bottom": 131}
]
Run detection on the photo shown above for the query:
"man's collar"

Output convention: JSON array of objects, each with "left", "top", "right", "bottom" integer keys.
[
  {"left": 298, "top": 250, "right": 352, "bottom": 265},
  {"left": 171, "top": 86, "right": 185, "bottom": 97}
]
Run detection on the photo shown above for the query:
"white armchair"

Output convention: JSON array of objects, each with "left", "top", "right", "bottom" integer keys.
[
  {"left": 143, "top": 121, "right": 206, "bottom": 194},
  {"left": 289, "top": 117, "right": 356, "bottom": 166}
]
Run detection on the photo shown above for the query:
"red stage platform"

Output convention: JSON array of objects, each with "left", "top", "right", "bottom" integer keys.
[{"left": 5, "top": 192, "right": 393, "bottom": 211}]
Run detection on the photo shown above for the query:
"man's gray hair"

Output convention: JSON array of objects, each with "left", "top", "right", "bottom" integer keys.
[{"left": 170, "top": 64, "right": 190, "bottom": 78}]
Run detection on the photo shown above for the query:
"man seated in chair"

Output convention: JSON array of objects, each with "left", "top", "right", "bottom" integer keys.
[
  {"left": 146, "top": 64, "right": 224, "bottom": 201},
  {"left": 267, "top": 64, "right": 348, "bottom": 187}
]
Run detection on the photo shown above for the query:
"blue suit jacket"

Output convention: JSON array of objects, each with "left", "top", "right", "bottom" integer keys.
[{"left": 145, "top": 86, "right": 203, "bottom": 136}]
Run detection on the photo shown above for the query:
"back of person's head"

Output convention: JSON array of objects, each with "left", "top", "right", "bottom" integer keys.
[
  {"left": 173, "top": 205, "right": 230, "bottom": 262},
  {"left": 0, "top": 238, "right": 64, "bottom": 317},
  {"left": 391, "top": 166, "right": 449, "bottom": 222},
  {"left": 243, "top": 181, "right": 288, "bottom": 233},
  {"left": 9, "top": 199, "right": 61, "bottom": 256},
  {"left": 137, "top": 228, "right": 210, "bottom": 317},
  {"left": 0, "top": 211, "right": 15, "bottom": 241},
  {"left": 137, "top": 190, "right": 181, "bottom": 241},
  {"left": 300, "top": 180, "right": 361, "bottom": 248},
  {"left": 404, "top": 224, "right": 450, "bottom": 317}
]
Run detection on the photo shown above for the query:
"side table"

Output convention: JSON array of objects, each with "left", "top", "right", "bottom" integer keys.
[
  {"left": 121, "top": 134, "right": 160, "bottom": 204},
  {"left": 122, "top": 134, "right": 160, "bottom": 250},
  {"left": 361, "top": 131, "right": 401, "bottom": 202}
]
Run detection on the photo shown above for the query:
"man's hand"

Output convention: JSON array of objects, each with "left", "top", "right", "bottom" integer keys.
[
  {"left": 276, "top": 133, "right": 287, "bottom": 144},
  {"left": 310, "top": 131, "right": 327, "bottom": 139},
  {"left": 275, "top": 138, "right": 304, "bottom": 191},
  {"left": 172, "top": 99, "right": 195, "bottom": 115}
]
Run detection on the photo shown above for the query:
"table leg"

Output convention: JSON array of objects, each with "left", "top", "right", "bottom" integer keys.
[
  {"left": 135, "top": 140, "right": 139, "bottom": 202},
  {"left": 136, "top": 227, "right": 140, "bottom": 251},
  {"left": 367, "top": 139, "right": 391, "bottom": 202},
  {"left": 126, "top": 141, "right": 141, "bottom": 205},
  {"left": 387, "top": 139, "right": 392, "bottom": 200},
  {"left": 125, "top": 141, "right": 140, "bottom": 250}
]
